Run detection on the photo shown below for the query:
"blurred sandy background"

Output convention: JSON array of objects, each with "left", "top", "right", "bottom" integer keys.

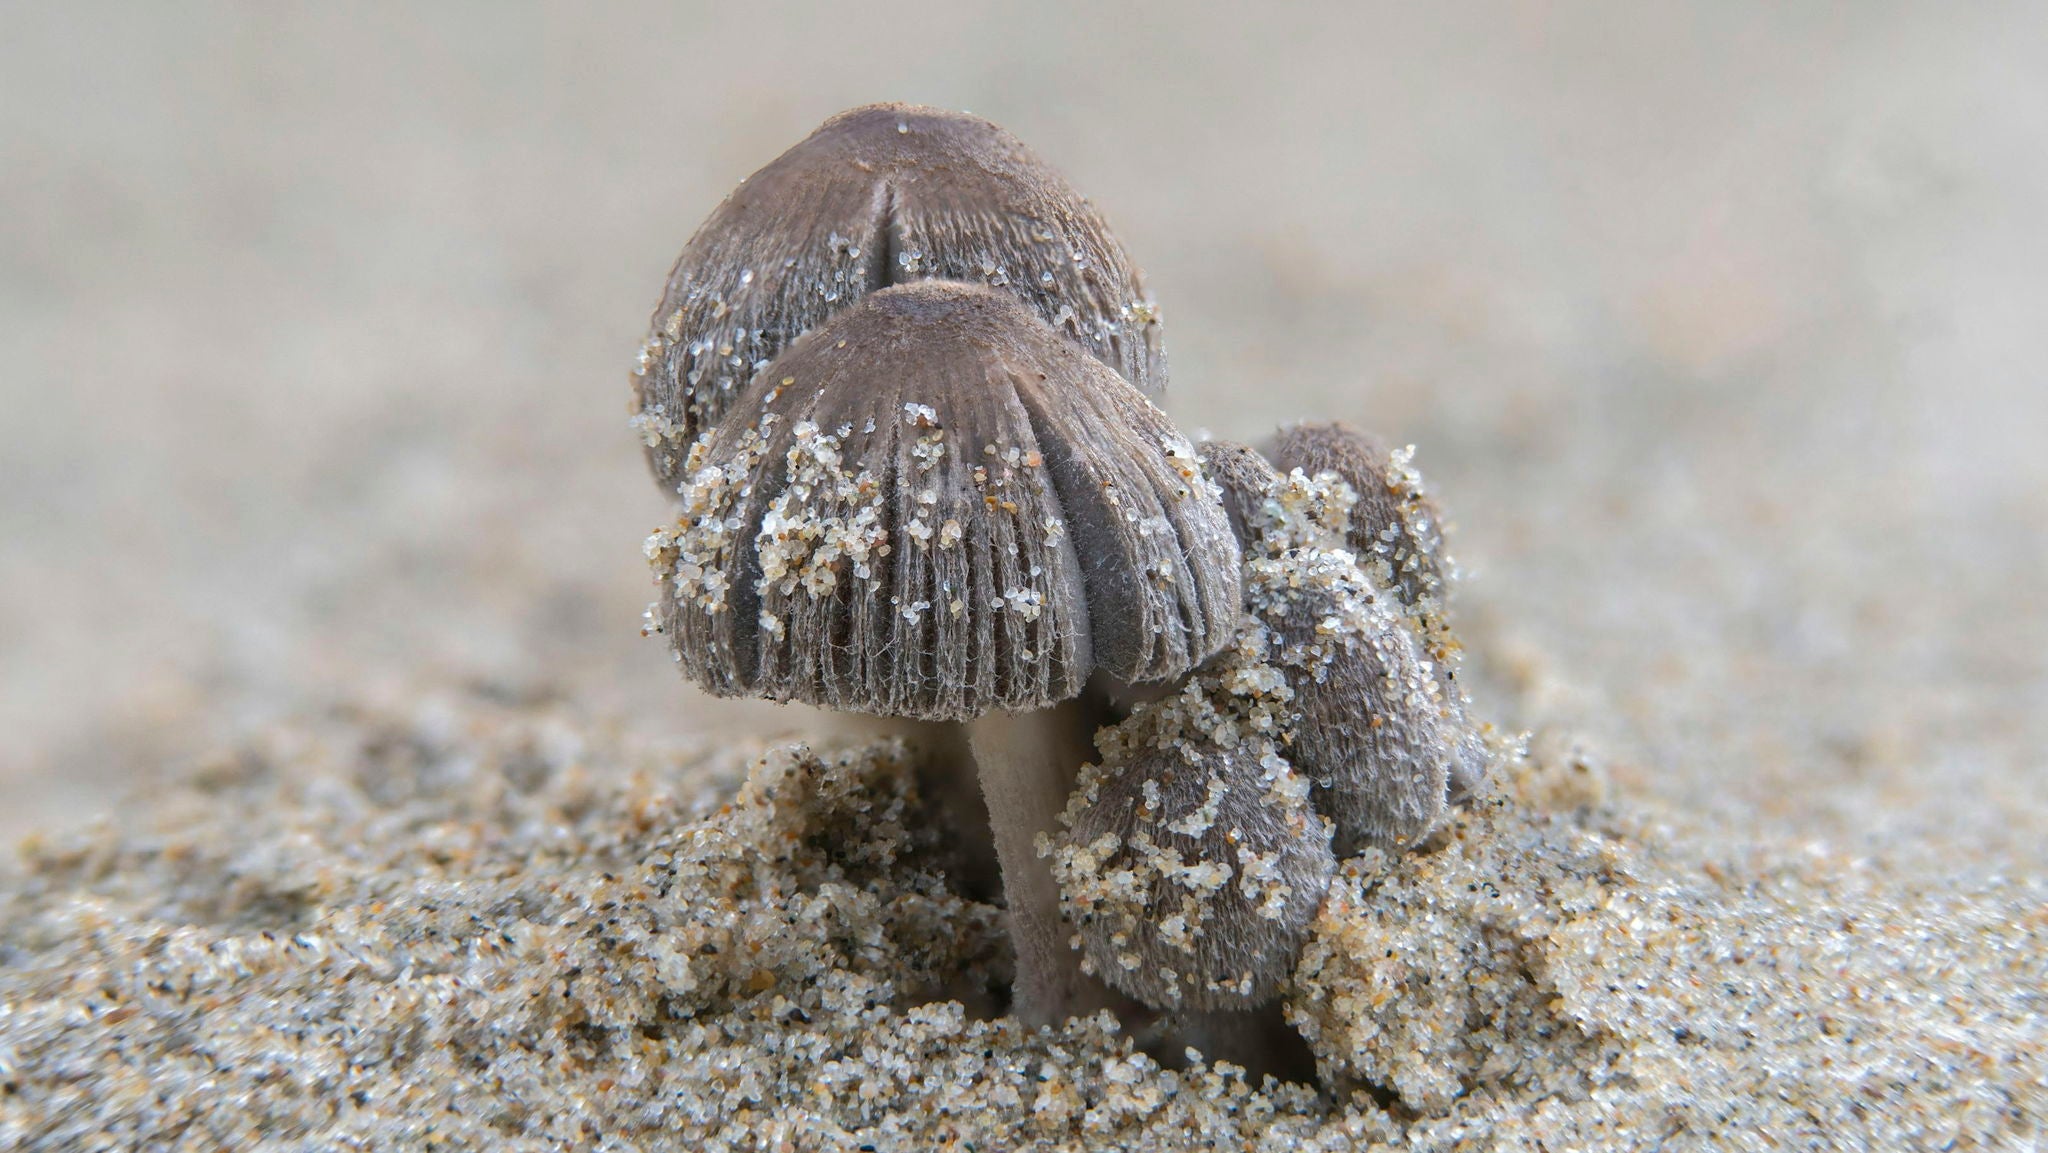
[{"left": 3, "top": 2, "right": 2043, "bottom": 865}]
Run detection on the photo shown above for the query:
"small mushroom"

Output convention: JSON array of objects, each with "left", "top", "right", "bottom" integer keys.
[
  {"left": 1202, "top": 440, "right": 1478, "bottom": 854},
  {"left": 632, "top": 102, "right": 1165, "bottom": 490},
  {"left": 1050, "top": 633, "right": 1336, "bottom": 1011},
  {"left": 1273, "top": 422, "right": 1446, "bottom": 612},
  {"left": 1272, "top": 423, "right": 1489, "bottom": 802},
  {"left": 645, "top": 280, "right": 1240, "bottom": 1023}
]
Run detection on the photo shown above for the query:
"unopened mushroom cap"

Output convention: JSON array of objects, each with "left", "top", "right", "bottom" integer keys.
[
  {"left": 1198, "top": 439, "right": 1355, "bottom": 556},
  {"left": 634, "top": 103, "right": 1165, "bottom": 489},
  {"left": 646, "top": 280, "right": 1238, "bottom": 721},
  {"left": 1273, "top": 422, "right": 1447, "bottom": 612},
  {"left": 1269, "top": 424, "right": 1489, "bottom": 801},
  {"left": 1245, "top": 547, "right": 1461, "bottom": 853},
  {"left": 1052, "top": 645, "right": 1336, "bottom": 1011},
  {"left": 1198, "top": 439, "right": 1478, "bottom": 852},
  {"left": 1189, "top": 440, "right": 1277, "bottom": 548}
]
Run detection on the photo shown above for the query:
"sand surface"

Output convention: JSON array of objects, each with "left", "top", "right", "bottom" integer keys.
[
  {"left": 3, "top": 699, "right": 2040, "bottom": 1148},
  {"left": 4, "top": 3, "right": 2046, "bottom": 1148}
]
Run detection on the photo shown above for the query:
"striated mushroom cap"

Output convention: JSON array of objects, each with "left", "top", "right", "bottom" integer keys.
[
  {"left": 1273, "top": 422, "right": 1447, "bottom": 619},
  {"left": 1247, "top": 547, "right": 1465, "bottom": 853},
  {"left": 645, "top": 280, "right": 1239, "bottom": 722},
  {"left": 1194, "top": 439, "right": 1286, "bottom": 547},
  {"left": 634, "top": 103, "right": 1165, "bottom": 489},
  {"left": 1052, "top": 639, "right": 1336, "bottom": 1010},
  {"left": 1200, "top": 439, "right": 1356, "bottom": 558},
  {"left": 1202, "top": 441, "right": 1476, "bottom": 853},
  {"left": 1270, "top": 424, "right": 1490, "bottom": 802}
]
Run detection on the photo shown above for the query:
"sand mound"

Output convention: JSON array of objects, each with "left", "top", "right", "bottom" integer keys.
[{"left": 2, "top": 695, "right": 2041, "bottom": 1150}]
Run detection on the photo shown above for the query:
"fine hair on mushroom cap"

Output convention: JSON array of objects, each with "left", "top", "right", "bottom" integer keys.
[
  {"left": 1273, "top": 422, "right": 1447, "bottom": 628},
  {"left": 648, "top": 280, "right": 1239, "bottom": 719},
  {"left": 1052, "top": 636, "right": 1336, "bottom": 1012},
  {"left": 1200, "top": 439, "right": 1474, "bottom": 854},
  {"left": 1271, "top": 423, "right": 1490, "bottom": 802},
  {"left": 633, "top": 103, "right": 1165, "bottom": 490}
]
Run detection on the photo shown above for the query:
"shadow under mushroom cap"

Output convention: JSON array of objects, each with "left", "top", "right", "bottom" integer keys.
[
  {"left": 648, "top": 280, "right": 1239, "bottom": 722},
  {"left": 635, "top": 103, "right": 1164, "bottom": 490}
]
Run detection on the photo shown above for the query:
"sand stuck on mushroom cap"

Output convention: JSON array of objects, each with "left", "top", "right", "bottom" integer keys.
[
  {"left": 647, "top": 280, "right": 1239, "bottom": 721},
  {"left": 633, "top": 103, "right": 1165, "bottom": 488},
  {"left": 1052, "top": 631, "right": 1337, "bottom": 1011},
  {"left": 1273, "top": 422, "right": 1448, "bottom": 619},
  {"left": 1202, "top": 439, "right": 1480, "bottom": 852}
]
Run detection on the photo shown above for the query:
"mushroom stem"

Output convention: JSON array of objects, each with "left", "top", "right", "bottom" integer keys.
[{"left": 966, "top": 701, "right": 1116, "bottom": 1027}]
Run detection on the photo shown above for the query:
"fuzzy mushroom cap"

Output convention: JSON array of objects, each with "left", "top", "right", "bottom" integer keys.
[
  {"left": 1267, "top": 425, "right": 1490, "bottom": 802},
  {"left": 1199, "top": 439, "right": 1355, "bottom": 554},
  {"left": 1273, "top": 422, "right": 1447, "bottom": 618},
  {"left": 1052, "top": 638, "right": 1336, "bottom": 1010},
  {"left": 1201, "top": 440, "right": 1474, "bottom": 853},
  {"left": 645, "top": 280, "right": 1240, "bottom": 722},
  {"left": 633, "top": 103, "right": 1164, "bottom": 490},
  {"left": 1246, "top": 547, "right": 1464, "bottom": 853}
]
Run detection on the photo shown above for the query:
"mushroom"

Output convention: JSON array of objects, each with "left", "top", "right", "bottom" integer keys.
[
  {"left": 1050, "top": 630, "right": 1336, "bottom": 1011},
  {"left": 1272, "top": 423, "right": 1446, "bottom": 611},
  {"left": 1047, "top": 435, "right": 1487, "bottom": 1021},
  {"left": 1200, "top": 439, "right": 1479, "bottom": 854},
  {"left": 1271, "top": 423, "right": 1489, "bottom": 803},
  {"left": 644, "top": 280, "right": 1240, "bottom": 1023},
  {"left": 632, "top": 102, "right": 1165, "bottom": 492}
]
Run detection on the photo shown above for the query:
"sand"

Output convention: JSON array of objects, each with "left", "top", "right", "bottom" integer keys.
[
  {"left": 5, "top": 3, "right": 2047, "bottom": 1149},
  {"left": 3, "top": 696, "right": 2040, "bottom": 1149}
]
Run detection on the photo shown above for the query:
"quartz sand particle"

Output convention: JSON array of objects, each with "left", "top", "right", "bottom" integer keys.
[{"left": 4, "top": 695, "right": 2042, "bottom": 1150}]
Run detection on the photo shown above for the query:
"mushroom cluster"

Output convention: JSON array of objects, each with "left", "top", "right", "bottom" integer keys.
[{"left": 631, "top": 105, "right": 1488, "bottom": 1043}]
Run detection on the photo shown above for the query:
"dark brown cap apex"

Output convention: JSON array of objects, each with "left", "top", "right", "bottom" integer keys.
[
  {"left": 634, "top": 104, "right": 1164, "bottom": 490},
  {"left": 647, "top": 281, "right": 1236, "bottom": 722}
]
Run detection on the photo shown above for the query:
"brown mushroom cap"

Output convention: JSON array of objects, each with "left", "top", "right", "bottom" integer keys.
[
  {"left": 1052, "top": 641, "right": 1336, "bottom": 1010},
  {"left": 1199, "top": 439, "right": 1355, "bottom": 553},
  {"left": 1273, "top": 422, "right": 1446, "bottom": 617},
  {"left": 1246, "top": 547, "right": 1463, "bottom": 853},
  {"left": 1200, "top": 440, "right": 1474, "bottom": 853},
  {"left": 1269, "top": 424, "right": 1490, "bottom": 802},
  {"left": 634, "top": 103, "right": 1164, "bottom": 490},
  {"left": 645, "top": 280, "right": 1238, "bottom": 721}
]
